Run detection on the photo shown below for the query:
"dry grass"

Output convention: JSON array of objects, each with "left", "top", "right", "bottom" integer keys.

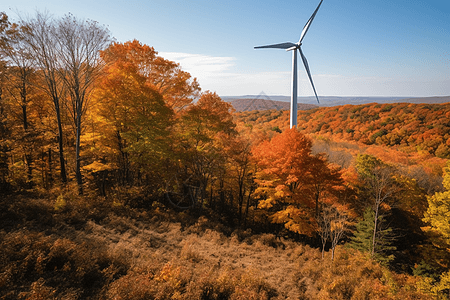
[{"left": 0, "top": 194, "right": 434, "bottom": 299}]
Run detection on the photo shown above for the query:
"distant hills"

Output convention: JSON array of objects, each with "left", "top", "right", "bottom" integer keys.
[
  {"left": 222, "top": 95, "right": 450, "bottom": 111},
  {"left": 227, "top": 98, "right": 318, "bottom": 112}
]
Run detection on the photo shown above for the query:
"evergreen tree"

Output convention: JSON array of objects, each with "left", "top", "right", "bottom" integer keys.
[
  {"left": 348, "top": 207, "right": 374, "bottom": 253},
  {"left": 348, "top": 207, "right": 396, "bottom": 264}
]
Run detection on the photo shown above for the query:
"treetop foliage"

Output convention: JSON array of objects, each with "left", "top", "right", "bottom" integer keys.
[
  {"left": 235, "top": 102, "right": 450, "bottom": 160},
  {"left": 101, "top": 40, "right": 200, "bottom": 111},
  {"left": 252, "top": 128, "right": 349, "bottom": 236},
  {"left": 423, "top": 161, "right": 450, "bottom": 246}
]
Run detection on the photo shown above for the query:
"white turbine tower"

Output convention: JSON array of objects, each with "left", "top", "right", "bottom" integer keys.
[{"left": 255, "top": 0, "right": 323, "bottom": 128}]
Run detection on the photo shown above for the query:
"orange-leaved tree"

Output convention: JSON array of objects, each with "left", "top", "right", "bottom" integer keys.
[
  {"left": 99, "top": 40, "right": 200, "bottom": 112},
  {"left": 252, "top": 128, "right": 346, "bottom": 236},
  {"left": 85, "top": 40, "right": 174, "bottom": 194}
]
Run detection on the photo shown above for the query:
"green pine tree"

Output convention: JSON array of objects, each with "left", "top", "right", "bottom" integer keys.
[
  {"left": 348, "top": 207, "right": 374, "bottom": 253},
  {"left": 348, "top": 207, "right": 396, "bottom": 265}
]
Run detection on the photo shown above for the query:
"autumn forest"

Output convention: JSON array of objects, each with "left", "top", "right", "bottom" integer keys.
[{"left": 1, "top": 11, "right": 450, "bottom": 300}]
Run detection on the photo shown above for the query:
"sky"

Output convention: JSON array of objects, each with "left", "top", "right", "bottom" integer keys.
[{"left": 4, "top": 0, "right": 450, "bottom": 97}]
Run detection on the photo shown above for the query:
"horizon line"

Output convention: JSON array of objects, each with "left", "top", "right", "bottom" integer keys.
[{"left": 220, "top": 95, "right": 450, "bottom": 98}]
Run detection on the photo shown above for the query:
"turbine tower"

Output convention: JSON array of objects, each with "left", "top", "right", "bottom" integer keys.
[{"left": 255, "top": 0, "right": 323, "bottom": 128}]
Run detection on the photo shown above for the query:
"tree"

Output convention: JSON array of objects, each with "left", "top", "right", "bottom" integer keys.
[
  {"left": 0, "top": 52, "right": 10, "bottom": 191},
  {"left": 99, "top": 40, "right": 200, "bottom": 112},
  {"left": 0, "top": 13, "right": 10, "bottom": 191},
  {"left": 419, "top": 161, "right": 450, "bottom": 299},
  {"left": 423, "top": 161, "right": 450, "bottom": 246},
  {"left": 21, "top": 12, "right": 68, "bottom": 183},
  {"left": 0, "top": 17, "right": 44, "bottom": 187},
  {"left": 88, "top": 41, "right": 202, "bottom": 200},
  {"left": 252, "top": 128, "right": 345, "bottom": 236},
  {"left": 53, "top": 13, "right": 111, "bottom": 194},
  {"left": 307, "top": 154, "right": 344, "bottom": 217},
  {"left": 224, "top": 135, "right": 255, "bottom": 224},
  {"left": 88, "top": 40, "right": 174, "bottom": 193},
  {"left": 317, "top": 204, "right": 352, "bottom": 260},
  {"left": 148, "top": 55, "right": 200, "bottom": 111},
  {"left": 20, "top": 12, "right": 111, "bottom": 192},
  {"left": 355, "top": 154, "right": 398, "bottom": 260},
  {"left": 317, "top": 207, "right": 331, "bottom": 258},
  {"left": 0, "top": 21, "right": 35, "bottom": 131},
  {"left": 174, "top": 91, "right": 236, "bottom": 206},
  {"left": 348, "top": 207, "right": 395, "bottom": 264}
]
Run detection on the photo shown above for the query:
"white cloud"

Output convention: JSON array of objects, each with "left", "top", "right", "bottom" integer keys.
[
  {"left": 159, "top": 52, "right": 236, "bottom": 76},
  {"left": 159, "top": 51, "right": 292, "bottom": 95},
  {"left": 158, "top": 52, "right": 450, "bottom": 97}
]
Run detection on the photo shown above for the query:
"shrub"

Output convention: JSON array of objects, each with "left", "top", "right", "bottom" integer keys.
[
  {"left": 292, "top": 247, "right": 433, "bottom": 299},
  {"left": 0, "top": 229, "right": 128, "bottom": 299},
  {"left": 107, "top": 262, "right": 277, "bottom": 300}
]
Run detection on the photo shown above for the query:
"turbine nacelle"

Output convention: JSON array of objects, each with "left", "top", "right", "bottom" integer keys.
[{"left": 286, "top": 44, "right": 301, "bottom": 52}]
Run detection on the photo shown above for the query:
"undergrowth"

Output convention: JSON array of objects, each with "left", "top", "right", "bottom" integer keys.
[{"left": 0, "top": 190, "right": 435, "bottom": 299}]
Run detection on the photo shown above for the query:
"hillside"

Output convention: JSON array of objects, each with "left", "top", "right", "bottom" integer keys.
[
  {"left": 400, "top": 96, "right": 450, "bottom": 104},
  {"left": 223, "top": 95, "right": 450, "bottom": 107},
  {"left": 234, "top": 102, "right": 450, "bottom": 159},
  {"left": 0, "top": 193, "right": 434, "bottom": 299}
]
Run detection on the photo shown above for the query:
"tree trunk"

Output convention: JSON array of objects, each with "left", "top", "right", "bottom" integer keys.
[
  {"left": 75, "top": 113, "right": 83, "bottom": 195},
  {"left": 56, "top": 108, "right": 67, "bottom": 183},
  {"left": 25, "top": 153, "right": 33, "bottom": 187},
  {"left": 331, "top": 246, "right": 335, "bottom": 261},
  {"left": 20, "top": 69, "right": 32, "bottom": 186},
  {"left": 21, "top": 105, "right": 27, "bottom": 130},
  {"left": 101, "top": 171, "right": 106, "bottom": 197},
  {"left": 47, "top": 147, "right": 53, "bottom": 187},
  {"left": 238, "top": 180, "right": 244, "bottom": 225},
  {"left": 244, "top": 193, "right": 250, "bottom": 227},
  {"left": 372, "top": 205, "right": 379, "bottom": 258},
  {"left": 315, "top": 190, "right": 320, "bottom": 217},
  {"left": 20, "top": 69, "right": 28, "bottom": 131}
]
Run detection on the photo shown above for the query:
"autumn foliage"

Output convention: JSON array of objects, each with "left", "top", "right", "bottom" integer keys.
[
  {"left": 0, "top": 10, "right": 449, "bottom": 300},
  {"left": 252, "top": 128, "right": 347, "bottom": 236},
  {"left": 235, "top": 102, "right": 450, "bottom": 159}
]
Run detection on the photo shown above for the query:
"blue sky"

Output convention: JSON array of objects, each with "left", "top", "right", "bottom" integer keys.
[{"left": 5, "top": 0, "right": 450, "bottom": 97}]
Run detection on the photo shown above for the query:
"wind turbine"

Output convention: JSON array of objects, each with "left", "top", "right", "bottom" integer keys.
[{"left": 255, "top": 0, "right": 323, "bottom": 128}]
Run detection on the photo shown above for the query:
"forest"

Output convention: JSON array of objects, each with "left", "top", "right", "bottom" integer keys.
[{"left": 0, "top": 11, "right": 450, "bottom": 299}]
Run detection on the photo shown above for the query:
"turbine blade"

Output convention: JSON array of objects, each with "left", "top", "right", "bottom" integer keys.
[
  {"left": 299, "top": 48, "right": 320, "bottom": 104},
  {"left": 254, "top": 42, "right": 296, "bottom": 49},
  {"left": 298, "top": 0, "right": 323, "bottom": 44}
]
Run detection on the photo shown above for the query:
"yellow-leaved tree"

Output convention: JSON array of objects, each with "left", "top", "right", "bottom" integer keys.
[
  {"left": 421, "top": 161, "right": 450, "bottom": 296},
  {"left": 170, "top": 91, "right": 236, "bottom": 206},
  {"left": 424, "top": 161, "right": 450, "bottom": 244},
  {"left": 85, "top": 41, "right": 174, "bottom": 195}
]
